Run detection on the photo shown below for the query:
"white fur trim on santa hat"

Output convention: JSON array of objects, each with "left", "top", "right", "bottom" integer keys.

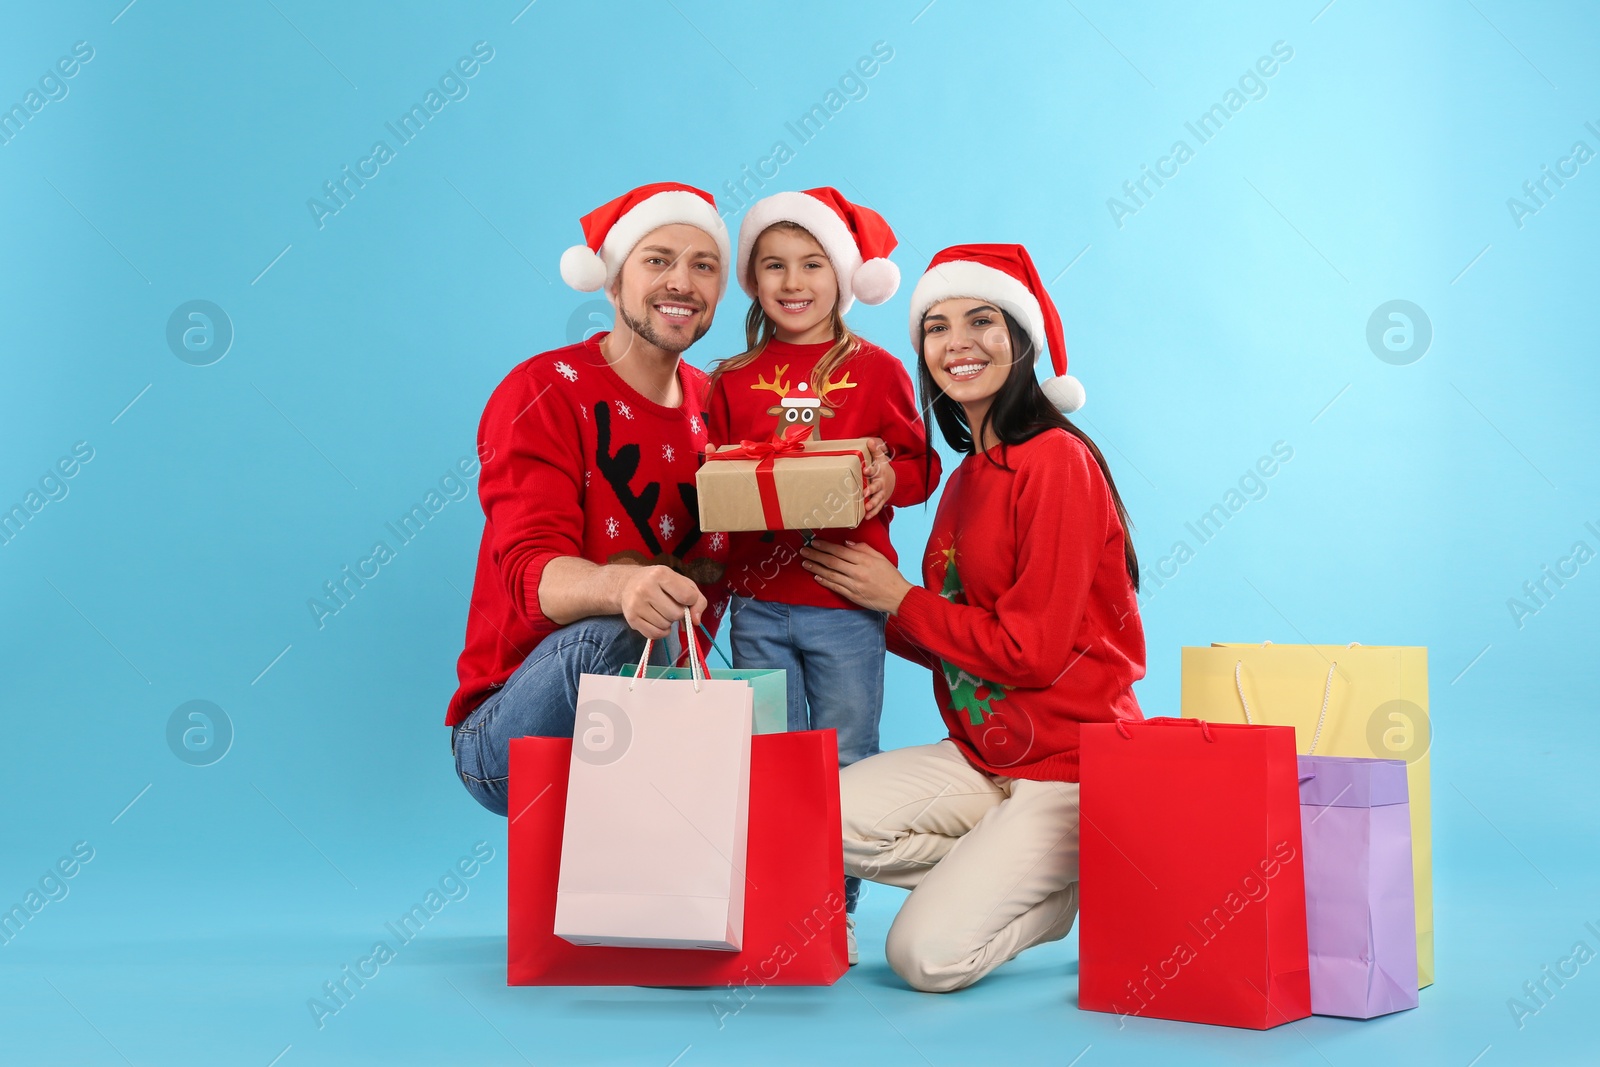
[
  {"left": 909, "top": 260, "right": 1084, "bottom": 414},
  {"left": 737, "top": 191, "right": 879, "bottom": 313},
  {"left": 560, "top": 245, "right": 608, "bottom": 291},
  {"left": 907, "top": 260, "right": 1046, "bottom": 358},
  {"left": 852, "top": 257, "right": 900, "bottom": 306},
  {"left": 1042, "top": 373, "right": 1086, "bottom": 414},
  {"left": 573, "top": 189, "right": 733, "bottom": 295}
]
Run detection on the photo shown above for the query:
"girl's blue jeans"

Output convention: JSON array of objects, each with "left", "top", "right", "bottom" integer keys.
[{"left": 728, "top": 594, "right": 887, "bottom": 912}]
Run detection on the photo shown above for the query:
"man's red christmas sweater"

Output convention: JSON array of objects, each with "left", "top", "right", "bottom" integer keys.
[
  {"left": 887, "top": 429, "right": 1146, "bottom": 781},
  {"left": 446, "top": 335, "right": 730, "bottom": 726},
  {"left": 707, "top": 337, "right": 940, "bottom": 610}
]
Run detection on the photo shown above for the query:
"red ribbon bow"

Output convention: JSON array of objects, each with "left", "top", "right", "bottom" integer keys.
[
  {"left": 705, "top": 426, "right": 867, "bottom": 530},
  {"left": 715, "top": 424, "right": 816, "bottom": 462}
]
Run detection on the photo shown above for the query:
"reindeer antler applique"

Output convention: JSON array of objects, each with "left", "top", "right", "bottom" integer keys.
[
  {"left": 597, "top": 403, "right": 725, "bottom": 583},
  {"left": 819, "top": 370, "right": 857, "bottom": 409},
  {"left": 593, "top": 401, "right": 662, "bottom": 555},
  {"left": 751, "top": 364, "right": 791, "bottom": 401},
  {"left": 603, "top": 482, "right": 724, "bottom": 584}
]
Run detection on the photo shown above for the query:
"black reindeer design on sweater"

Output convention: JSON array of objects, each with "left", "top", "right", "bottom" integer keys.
[{"left": 593, "top": 401, "right": 724, "bottom": 584}]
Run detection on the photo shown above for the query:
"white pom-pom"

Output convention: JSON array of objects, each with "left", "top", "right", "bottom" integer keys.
[
  {"left": 852, "top": 258, "right": 900, "bottom": 306},
  {"left": 560, "top": 245, "right": 607, "bottom": 292},
  {"left": 1042, "top": 374, "right": 1086, "bottom": 414}
]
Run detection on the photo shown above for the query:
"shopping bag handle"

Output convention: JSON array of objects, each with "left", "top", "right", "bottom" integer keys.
[
  {"left": 696, "top": 621, "right": 733, "bottom": 669},
  {"left": 1114, "top": 717, "right": 1214, "bottom": 742},
  {"left": 673, "top": 621, "right": 714, "bottom": 674},
  {"left": 629, "top": 608, "right": 708, "bottom": 692},
  {"left": 678, "top": 612, "right": 712, "bottom": 678},
  {"left": 1233, "top": 659, "right": 1336, "bottom": 755}
]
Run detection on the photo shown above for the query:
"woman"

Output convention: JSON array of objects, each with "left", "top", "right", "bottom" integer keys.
[{"left": 799, "top": 244, "right": 1145, "bottom": 993}]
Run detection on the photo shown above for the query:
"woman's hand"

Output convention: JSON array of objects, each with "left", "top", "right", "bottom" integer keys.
[
  {"left": 861, "top": 437, "right": 896, "bottom": 521},
  {"left": 799, "top": 538, "right": 914, "bottom": 614}
]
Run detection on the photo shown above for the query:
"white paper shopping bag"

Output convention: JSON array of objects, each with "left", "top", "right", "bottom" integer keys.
[{"left": 554, "top": 614, "right": 753, "bottom": 950}]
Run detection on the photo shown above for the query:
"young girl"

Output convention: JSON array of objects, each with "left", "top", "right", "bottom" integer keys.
[
  {"left": 799, "top": 243, "right": 1146, "bottom": 992},
  {"left": 707, "top": 189, "right": 941, "bottom": 957}
]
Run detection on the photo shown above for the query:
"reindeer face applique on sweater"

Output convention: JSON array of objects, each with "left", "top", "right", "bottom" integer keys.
[{"left": 749, "top": 363, "right": 858, "bottom": 440}]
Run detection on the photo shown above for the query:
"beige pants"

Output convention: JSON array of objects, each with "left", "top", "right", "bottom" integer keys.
[{"left": 841, "top": 739, "right": 1081, "bottom": 993}]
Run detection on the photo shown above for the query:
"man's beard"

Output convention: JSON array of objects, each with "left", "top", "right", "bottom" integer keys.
[{"left": 617, "top": 294, "right": 710, "bottom": 353}]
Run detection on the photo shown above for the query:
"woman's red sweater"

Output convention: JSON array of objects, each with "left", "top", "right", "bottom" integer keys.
[{"left": 887, "top": 429, "right": 1146, "bottom": 781}]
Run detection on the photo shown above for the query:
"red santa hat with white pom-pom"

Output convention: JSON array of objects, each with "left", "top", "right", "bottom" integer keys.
[
  {"left": 736, "top": 187, "right": 900, "bottom": 314},
  {"left": 560, "top": 181, "right": 733, "bottom": 294},
  {"left": 907, "top": 243, "right": 1086, "bottom": 414}
]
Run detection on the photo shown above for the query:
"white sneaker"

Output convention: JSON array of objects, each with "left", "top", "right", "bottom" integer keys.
[{"left": 846, "top": 916, "right": 859, "bottom": 966}]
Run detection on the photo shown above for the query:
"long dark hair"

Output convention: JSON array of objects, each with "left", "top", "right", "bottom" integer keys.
[{"left": 917, "top": 310, "right": 1140, "bottom": 590}]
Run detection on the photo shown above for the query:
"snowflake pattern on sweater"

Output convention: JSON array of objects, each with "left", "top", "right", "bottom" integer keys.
[{"left": 446, "top": 336, "right": 729, "bottom": 727}]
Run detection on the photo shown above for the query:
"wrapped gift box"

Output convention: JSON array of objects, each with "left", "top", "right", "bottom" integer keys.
[{"left": 697, "top": 434, "right": 869, "bottom": 533}]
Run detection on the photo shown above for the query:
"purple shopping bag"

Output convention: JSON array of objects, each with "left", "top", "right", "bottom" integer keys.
[{"left": 1298, "top": 755, "right": 1419, "bottom": 1018}]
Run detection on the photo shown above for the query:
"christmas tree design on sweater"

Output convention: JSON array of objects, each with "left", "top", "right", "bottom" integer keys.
[{"left": 934, "top": 543, "right": 1011, "bottom": 725}]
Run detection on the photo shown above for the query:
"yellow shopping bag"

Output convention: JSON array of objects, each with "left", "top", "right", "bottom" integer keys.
[{"left": 1180, "top": 642, "right": 1433, "bottom": 988}]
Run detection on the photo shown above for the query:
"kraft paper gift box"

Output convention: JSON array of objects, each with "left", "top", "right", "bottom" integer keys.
[
  {"left": 1180, "top": 642, "right": 1435, "bottom": 988},
  {"left": 697, "top": 433, "right": 869, "bottom": 533},
  {"left": 1297, "top": 754, "right": 1419, "bottom": 1019}
]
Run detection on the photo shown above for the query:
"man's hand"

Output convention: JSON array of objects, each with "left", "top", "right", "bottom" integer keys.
[
  {"left": 862, "top": 437, "right": 896, "bottom": 521},
  {"left": 618, "top": 565, "right": 707, "bottom": 639},
  {"left": 538, "top": 556, "right": 708, "bottom": 638}
]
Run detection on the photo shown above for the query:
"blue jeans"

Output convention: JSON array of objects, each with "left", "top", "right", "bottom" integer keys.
[
  {"left": 729, "top": 595, "right": 886, "bottom": 911},
  {"left": 451, "top": 615, "right": 665, "bottom": 816}
]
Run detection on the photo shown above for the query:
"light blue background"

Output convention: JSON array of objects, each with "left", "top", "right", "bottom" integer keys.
[{"left": 2, "top": 1, "right": 1596, "bottom": 1064}]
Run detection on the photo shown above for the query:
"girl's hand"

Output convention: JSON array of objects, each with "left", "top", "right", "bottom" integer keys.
[
  {"left": 861, "top": 437, "right": 896, "bottom": 521},
  {"left": 799, "top": 539, "right": 913, "bottom": 614}
]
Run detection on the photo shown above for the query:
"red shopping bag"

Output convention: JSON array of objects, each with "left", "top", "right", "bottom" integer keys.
[
  {"left": 1078, "top": 718, "right": 1311, "bottom": 1029},
  {"left": 508, "top": 730, "right": 849, "bottom": 986}
]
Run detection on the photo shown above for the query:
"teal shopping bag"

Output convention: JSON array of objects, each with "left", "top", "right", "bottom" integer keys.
[
  {"left": 619, "top": 632, "right": 786, "bottom": 735},
  {"left": 623, "top": 666, "right": 785, "bottom": 734}
]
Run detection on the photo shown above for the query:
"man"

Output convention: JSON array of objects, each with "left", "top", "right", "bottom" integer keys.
[{"left": 448, "top": 182, "right": 733, "bottom": 816}]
